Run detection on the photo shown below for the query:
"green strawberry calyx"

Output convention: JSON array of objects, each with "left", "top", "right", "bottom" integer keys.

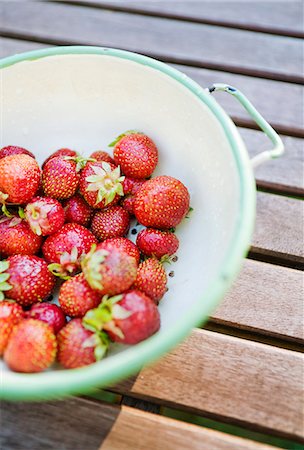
[
  {"left": 81, "top": 244, "right": 109, "bottom": 291},
  {"left": 48, "top": 246, "right": 81, "bottom": 280},
  {"left": 82, "top": 329, "right": 110, "bottom": 361},
  {"left": 0, "top": 260, "right": 12, "bottom": 301},
  {"left": 83, "top": 294, "right": 131, "bottom": 340},
  {"left": 108, "top": 130, "right": 142, "bottom": 147},
  {"left": 85, "top": 162, "right": 125, "bottom": 206},
  {"left": 64, "top": 156, "right": 97, "bottom": 172}
]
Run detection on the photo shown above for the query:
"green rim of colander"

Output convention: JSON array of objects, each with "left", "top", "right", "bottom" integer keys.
[{"left": 0, "top": 46, "right": 256, "bottom": 401}]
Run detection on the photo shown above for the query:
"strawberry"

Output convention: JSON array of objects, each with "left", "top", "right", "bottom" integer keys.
[
  {"left": 91, "top": 206, "right": 130, "bottom": 241},
  {"left": 4, "top": 319, "right": 57, "bottom": 373},
  {"left": 134, "top": 258, "right": 167, "bottom": 304},
  {"left": 0, "top": 154, "right": 41, "bottom": 206},
  {"left": 0, "top": 145, "right": 35, "bottom": 160},
  {"left": 110, "top": 131, "right": 158, "bottom": 179},
  {"left": 122, "top": 177, "right": 147, "bottom": 195},
  {"left": 0, "top": 300, "right": 24, "bottom": 355},
  {"left": 98, "top": 237, "right": 140, "bottom": 265},
  {"left": 79, "top": 161, "right": 124, "bottom": 209},
  {"left": 57, "top": 318, "right": 109, "bottom": 369},
  {"left": 90, "top": 150, "right": 115, "bottom": 165},
  {"left": 26, "top": 302, "right": 66, "bottom": 334},
  {"left": 83, "top": 290, "right": 160, "bottom": 345},
  {"left": 59, "top": 273, "right": 101, "bottom": 318},
  {"left": 0, "top": 215, "right": 42, "bottom": 257},
  {"left": 121, "top": 177, "right": 146, "bottom": 215},
  {"left": 24, "top": 196, "right": 65, "bottom": 236},
  {"left": 42, "top": 148, "right": 78, "bottom": 169},
  {"left": 43, "top": 223, "right": 97, "bottom": 279},
  {"left": 63, "top": 193, "right": 93, "bottom": 227},
  {"left": 0, "top": 256, "right": 56, "bottom": 306},
  {"left": 134, "top": 175, "right": 190, "bottom": 229},
  {"left": 136, "top": 228, "right": 179, "bottom": 259},
  {"left": 42, "top": 156, "right": 80, "bottom": 200},
  {"left": 120, "top": 196, "right": 136, "bottom": 215},
  {"left": 81, "top": 243, "right": 137, "bottom": 296}
]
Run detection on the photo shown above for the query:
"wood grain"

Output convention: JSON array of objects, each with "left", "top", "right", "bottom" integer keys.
[
  {"left": 173, "top": 64, "right": 304, "bottom": 135},
  {"left": 1, "top": 37, "right": 303, "bottom": 195},
  {"left": 1, "top": 397, "right": 280, "bottom": 450},
  {"left": 211, "top": 259, "right": 304, "bottom": 342},
  {"left": 238, "top": 129, "right": 304, "bottom": 197},
  {"left": 112, "top": 329, "right": 304, "bottom": 440},
  {"left": 0, "top": 2, "right": 303, "bottom": 82},
  {"left": 101, "top": 405, "right": 279, "bottom": 450},
  {"left": 253, "top": 193, "right": 304, "bottom": 267},
  {"left": 79, "top": 0, "right": 304, "bottom": 37},
  {"left": 0, "top": 397, "right": 119, "bottom": 450}
]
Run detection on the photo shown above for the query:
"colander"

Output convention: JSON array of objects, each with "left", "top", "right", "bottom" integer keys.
[{"left": 0, "top": 46, "right": 283, "bottom": 400}]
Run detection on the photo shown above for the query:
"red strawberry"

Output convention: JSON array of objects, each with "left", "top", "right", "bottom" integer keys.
[
  {"left": 59, "top": 273, "right": 101, "bottom": 318},
  {"left": 0, "top": 215, "right": 42, "bottom": 257},
  {"left": 4, "top": 319, "right": 57, "bottom": 373},
  {"left": 91, "top": 206, "right": 130, "bottom": 241},
  {"left": 43, "top": 223, "right": 97, "bottom": 279},
  {"left": 134, "top": 175, "right": 190, "bottom": 229},
  {"left": 121, "top": 177, "right": 146, "bottom": 215},
  {"left": 0, "top": 154, "right": 41, "bottom": 205},
  {"left": 81, "top": 243, "right": 137, "bottom": 296},
  {"left": 90, "top": 150, "right": 115, "bottom": 165},
  {"left": 57, "top": 318, "right": 109, "bottom": 369},
  {"left": 84, "top": 290, "right": 160, "bottom": 345},
  {"left": 63, "top": 193, "right": 93, "bottom": 227},
  {"left": 120, "top": 196, "right": 136, "bottom": 215},
  {"left": 98, "top": 237, "right": 140, "bottom": 265},
  {"left": 26, "top": 303, "right": 66, "bottom": 334},
  {"left": 0, "top": 145, "right": 35, "bottom": 160},
  {"left": 136, "top": 228, "right": 179, "bottom": 259},
  {"left": 0, "top": 300, "right": 24, "bottom": 355},
  {"left": 42, "top": 156, "right": 80, "bottom": 200},
  {"left": 42, "top": 148, "right": 78, "bottom": 168},
  {"left": 134, "top": 258, "right": 167, "bottom": 304},
  {"left": 24, "top": 196, "right": 65, "bottom": 236},
  {"left": 0, "top": 256, "right": 56, "bottom": 306},
  {"left": 79, "top": 161, "right": 124, "bottom": 209},
  {"left": 111, "top": 131, "right": 158, "bottom": 179}
]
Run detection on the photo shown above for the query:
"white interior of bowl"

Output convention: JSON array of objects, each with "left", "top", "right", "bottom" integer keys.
[{"left": 1, "top": 54, "right": 241, "bottom": 375}]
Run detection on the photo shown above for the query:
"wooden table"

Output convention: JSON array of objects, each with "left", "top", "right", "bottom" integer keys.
[{"left": 1, "top": 1, "right": 303, "bottom": 449}]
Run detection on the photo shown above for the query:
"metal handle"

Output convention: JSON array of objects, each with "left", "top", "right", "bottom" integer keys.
[{"left": 208, "top": 83, "right": 284, "bottom": 168}]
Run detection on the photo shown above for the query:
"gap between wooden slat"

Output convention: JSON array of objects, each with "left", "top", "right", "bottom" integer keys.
[
  {"left": 50, "top": 0, "right": 304, "bottom": 39},
  {"left": 256, "top": 183, "right": 304, "bottom": 199},
  {"left": 204, "top": 322, "right": 304, "bottom": 351},
  {"left": 0, "top": 30, "right": 302, "bottom": 86}
]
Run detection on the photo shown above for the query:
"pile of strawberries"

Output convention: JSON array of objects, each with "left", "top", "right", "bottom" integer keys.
[{"left": 0, "top": 131, "right": 190, "bottom": 373}]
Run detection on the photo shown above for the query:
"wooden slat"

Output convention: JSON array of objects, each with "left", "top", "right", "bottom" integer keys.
[
  {"left": 238, "top": 129, "right": 304, "bottom": 197},
  {"left": 211, "top": 259, "right": 304, "bottom": 342},
  {"left": 101, "top": 406, "right": 279, "bottom": 450},
  {"left": 173, "top": 64, "right": 304, "bottom": 136},
  {"left": 252, "top": 193, "right": 304, "bottom": 267},
  {"left": 1, "top": 398, "right": 280, "bottom": 450},
  {"left": 113, "top": 329, "right": 304, "bottom": 441},
  {"left": 1, "top": 397, "right": 119, "bottom": 450},
  {"left": 0, "top": 2, "right": 303, "bottom": 83},
  {"left": 79, "top": 0, "right": 304, "bottom": 37},
  {"left": 1, "top": 37, "right": 303, "bottom": 195}
]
